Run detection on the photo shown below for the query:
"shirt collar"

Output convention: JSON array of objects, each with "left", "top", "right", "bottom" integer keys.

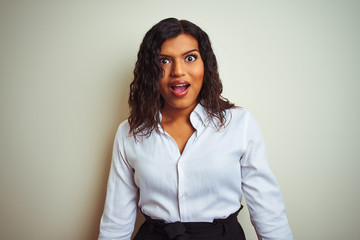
[{"left": 190, "top": 102, "right": 209, "bottom": 130}]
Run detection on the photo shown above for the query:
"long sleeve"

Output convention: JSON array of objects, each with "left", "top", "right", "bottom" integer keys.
[
  {"left": 98, "top": 122, "right": 139, "bottom": 240},
  {"left": 240, "top": 113, "right": 293, "bottom": 240}
]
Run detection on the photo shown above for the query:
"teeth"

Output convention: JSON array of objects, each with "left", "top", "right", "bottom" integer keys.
[{"left": 172, "top": 84, "right": 189, "bottom": 87}]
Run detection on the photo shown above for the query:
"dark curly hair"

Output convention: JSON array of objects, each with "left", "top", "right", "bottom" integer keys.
[{"left": 128, "top": 18, "right": 234, "bottom": 137}]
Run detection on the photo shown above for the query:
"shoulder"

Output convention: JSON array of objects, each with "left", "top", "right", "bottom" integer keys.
[
  {"left": 225, "top": 107, "right": 263, "bottom": 136},
  {"left": 114, "top": 119, "right": 132, "bottom": 142},
  {"left": 229, "top": 107, "right": 265, "bottom": 142},
  {"left": 226, "top": 107, "right": 254, "bottom": 124},
  {"left": 115, "top": 119, "right": 152, "bottom": 143}
]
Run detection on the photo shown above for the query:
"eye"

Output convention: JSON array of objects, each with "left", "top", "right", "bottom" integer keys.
[
  {"left": 160, "top": 58, "right": 171, "bottom": 64},
  {"left": 185, "top": 54, "right": 197, "bottom": 62}
]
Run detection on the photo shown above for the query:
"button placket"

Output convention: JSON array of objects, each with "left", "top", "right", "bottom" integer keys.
[
  {"left": 177, "top": 157, "right": 186, "bottom": 220},
  {"left": 178, "top": 161, "right": 185, "bottom": 200}
]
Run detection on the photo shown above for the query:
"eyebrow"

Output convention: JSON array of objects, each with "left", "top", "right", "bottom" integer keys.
[{"left": 159, "top": 49, "right": 199, "bottom": 57}]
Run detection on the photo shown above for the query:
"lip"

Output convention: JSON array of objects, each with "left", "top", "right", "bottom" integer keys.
[{"left": 168, "top": 80, "right": 191, "bottom": 97}]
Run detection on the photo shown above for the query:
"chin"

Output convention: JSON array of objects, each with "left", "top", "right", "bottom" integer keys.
[{"left": 165, "top": 99, "right": 198, "bottom": 111}]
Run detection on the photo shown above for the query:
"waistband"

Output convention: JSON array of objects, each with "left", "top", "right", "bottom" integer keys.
[{"left": 141, "top": 206, "right": 243, "bottom": 240}]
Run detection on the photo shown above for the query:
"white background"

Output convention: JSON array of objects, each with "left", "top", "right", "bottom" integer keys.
[{"left": 1, "top": 1, "right": 359, "bottom": 239}]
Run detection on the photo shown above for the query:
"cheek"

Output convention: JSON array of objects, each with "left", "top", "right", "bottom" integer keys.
[
  {"left": 159, "top": 77, "right": 170, "bottom": 97},
  {"left": 159, "top": 78, "right": 167, "bottom": 91},
  {"left": 192, "top": 64, "right": 204, "bottom": 81},
  {"left": 161, "top": 65, "right": 171, "bottom": 78}
]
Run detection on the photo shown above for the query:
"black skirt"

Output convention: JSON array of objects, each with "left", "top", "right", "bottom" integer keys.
[{"left": 133, "top": 207, "right": 246, "bottom": 240}]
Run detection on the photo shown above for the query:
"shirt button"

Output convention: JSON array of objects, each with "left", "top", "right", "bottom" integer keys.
[
  {"left": 178, "top": 162, "right": 182, "bottom": 168},
  {"left": 181, "top": 193, "right": 187, "bottom": 199}
]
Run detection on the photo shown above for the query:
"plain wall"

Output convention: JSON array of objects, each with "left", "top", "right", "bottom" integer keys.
[{"left": 1, "top": 1, "right": 359, "bottom": 239}]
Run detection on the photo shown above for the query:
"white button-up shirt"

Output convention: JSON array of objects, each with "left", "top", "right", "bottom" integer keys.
[{"left": 98, "top": 104, "right": 293, "bottom": 240}]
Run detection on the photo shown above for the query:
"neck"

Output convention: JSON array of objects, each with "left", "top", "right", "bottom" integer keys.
[{"left": 161, "top": 102, "right": 198, "bottom": 123}]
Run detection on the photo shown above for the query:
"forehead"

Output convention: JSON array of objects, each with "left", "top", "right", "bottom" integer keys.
[{"left": 160, "top": 34, "right": 199, "bottom": 55}]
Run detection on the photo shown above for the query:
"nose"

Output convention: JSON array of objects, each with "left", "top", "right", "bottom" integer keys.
[{"left": 171, "top": 60, "right": 185, "bottom": 77}]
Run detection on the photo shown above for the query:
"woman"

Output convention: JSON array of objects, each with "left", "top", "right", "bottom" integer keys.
[{"left": 98, "top": 18, "right": 293, "bottom": 240}]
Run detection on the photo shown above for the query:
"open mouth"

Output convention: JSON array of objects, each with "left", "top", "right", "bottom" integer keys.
[{"left": 169, "top": 83, "right": 190, "bottom": 97}]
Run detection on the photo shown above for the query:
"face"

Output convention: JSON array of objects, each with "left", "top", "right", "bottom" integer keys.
[{"left": 159, "top": 33, "right": 204, "bottom": 113}]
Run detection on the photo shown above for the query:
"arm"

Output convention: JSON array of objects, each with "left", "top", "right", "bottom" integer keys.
[
  {"left": 241, "top": 112, "right": 293, "bottom": 240},
  {"left": 98, "top": 123, "right": 139, "bottom": 240}
]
